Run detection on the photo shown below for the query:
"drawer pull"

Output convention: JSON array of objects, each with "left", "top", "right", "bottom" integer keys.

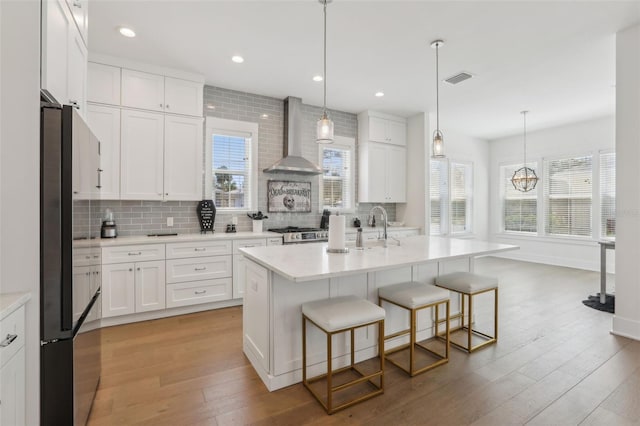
[
  {"left": 194, "top": 248, "right": 206, "bottom": 252},
  {"left": 194, "top": 267, "right": 207, "bottom": 271},
  {"left": 128, "top": 252, "right": 142, "bottom": 256},
  {"left": 0, "top": 333, "right": 17, "bottom": 348},
  {"left": 85, "top": 255, "right": 91, "bottom": 259},
  {"left": 194, "top": 290, "right": 207, "bottom": 295},
  {"left": 244, "top": 245, "right": 255, "bottom": 248}
]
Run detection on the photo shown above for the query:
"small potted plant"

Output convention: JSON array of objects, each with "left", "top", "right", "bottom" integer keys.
[{"left": 247, "top": 211, "right": 268, "bottom": 233}]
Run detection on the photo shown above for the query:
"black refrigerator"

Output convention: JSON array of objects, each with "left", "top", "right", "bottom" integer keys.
[{"left": 40, "top": 98, "right": 102, "bottom": 425}]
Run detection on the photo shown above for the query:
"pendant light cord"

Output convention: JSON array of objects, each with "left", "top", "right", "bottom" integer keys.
[
  {"left": 522, "top": 111, "right": 528, "bottom": 167},
  {"left": 435, "top": 43, "right": 440, "bottom": 132},
  {"left": 323, "top": 0, "right": 327, "bottom": 117}
]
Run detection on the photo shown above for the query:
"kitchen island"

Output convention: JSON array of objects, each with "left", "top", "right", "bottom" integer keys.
[{"left": 239, "top": 235, "right": 518, "bottom": 391}]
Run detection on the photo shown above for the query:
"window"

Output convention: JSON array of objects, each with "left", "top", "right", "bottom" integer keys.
[
  {"left": 205, "top": 117, "right": 258, "bottom": 211},
  {"left": 319, "top": 136, "right": 355, "bottom": 211},
  {"left": 501, "top": 162, "right": 538, "bottom": 233},
  {"left": 429, "top": 159, "right": 472, "bottom": 235},
  {"left": 544, "top": 155, "right": 592, "bottom": 237},
  {"left": 450, "top": 161, "right": 473, "bottom": 234},
  {"left": 600, "top": 151, "right": 616, "bottom": 238}
]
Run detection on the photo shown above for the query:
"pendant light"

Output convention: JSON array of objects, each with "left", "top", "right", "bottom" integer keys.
[
  {"left": 511, "top": 111, "right": 539, "bottom": 192},
  {"left": 316, "top": 0, "right": 334, "bottom": 144},
  {"left": 431, "top": 39, "right": 445, "bottom": 158}
]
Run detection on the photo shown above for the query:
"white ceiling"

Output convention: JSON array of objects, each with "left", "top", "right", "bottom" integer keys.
[{"left": 89, "top": 1, "right": 640, "bottom": 140}]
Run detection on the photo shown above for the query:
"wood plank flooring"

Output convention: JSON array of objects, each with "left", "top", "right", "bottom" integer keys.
[{"left": 87, "top": 257, "right": 639, "bottom": 426}]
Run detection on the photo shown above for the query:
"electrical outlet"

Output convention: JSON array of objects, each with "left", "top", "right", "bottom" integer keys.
[
  {"left": 167, "top": 217, "right": 174, "bottom": 227},
  {"left": 232, "top": 216, "right": 238, "bottom": 225}
]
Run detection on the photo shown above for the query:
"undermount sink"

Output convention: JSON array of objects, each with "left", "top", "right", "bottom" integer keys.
[{"left": 351, "top": 239, "right": 401, "bottom": 250}]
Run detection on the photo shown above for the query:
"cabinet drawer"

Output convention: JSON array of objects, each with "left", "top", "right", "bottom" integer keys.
[
  {"left": 166, "top": 278, "right": 232, "bottom": 308},
  {"left": 266, "top": 237, "right": 283, "bottom": 246},
  {"left": 232, "top": 239, "right": 266, "bottom": 254},
  {"left": 73, "top": 247, "right": 101, "bottom": 266},
  {"left": 0, "top": 306, "right": 25, "bottom": 368},
  {"left": 166, "top": 255, "right": 232, "bottom": 283},
  {"left": 166, "top": 240, "right": 231, "bottom": 259},
  {"left": 102, "top": 244, "right": 165, "bottom": 264}
]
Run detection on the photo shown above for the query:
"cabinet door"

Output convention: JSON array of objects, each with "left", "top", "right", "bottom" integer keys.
[
  {"left": 102, "top": 263, "right": 135, "bottom": 318},
  {"left": 0, "top": 347, "right": 25, "bottom": 426},
  {"left": 366, "top": 142, "right": 388, "bottom": 202},
  {"left": 163, "top": 115, "right": 203, "bottom": 201},
  {"left": 120, "top": 109, "right": 164, "bottom": 200},
  {"left": 368, "top": 116, "right": 388, "bottom": 143},
  {"left": 72, "top": 266, "right": 92, "bottom": 324},
  {"left": 41, "top": 0, "right": 72, "bottom": 105},
  {"left": 72, "top": 111, "right": 98, "bottom": 199},
  {"left": 121, "top": 69, "right": 164, "bottom": 112},
  {"left": 386, "top": 145, "right": 407, "bottom": 202},
  {"left": 232, "top": 256, "right": 246, "bottom": 299},
  {"left": 87, "top": 104, "right": 121, "bottom": 199},
  {"left": 386, "top": 120, "right": 407, "bottom": 146},
  {"left": 67, "top": 0, "right": 88, "bottom": 45},
  {"left": 164, "top": 77, "right": 203, "bottom": 117},
  {"left": 135, "top": 260, "right": 166, "bottom": 313},
  {"left": 67, "top": 21, "right": 87, "bottom": 116},
  {"left": 87, "top": 63, "right": 121, "bottom": 105}
]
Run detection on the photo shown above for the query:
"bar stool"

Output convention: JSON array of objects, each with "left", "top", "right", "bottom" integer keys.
[
  {"left": 435, "top": 271, "right": 499, "bottom": 353},
  {"left": 302, "top": 295, "right": 386, "bottom": 414},
  {"left": 378, "top": 282, "right": 450, "bottom": 376}
]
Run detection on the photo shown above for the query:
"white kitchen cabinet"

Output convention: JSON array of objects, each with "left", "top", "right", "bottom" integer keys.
[
  {"left": 166, "top": 278, "right": 232, "bottom": 308},
  {"left": 72, "top": 112, "right": 100, "bottom": 199},
  {"left": 66, "top": 0, "right": 88, "bottom": 45},
  {"left": 121, "top": 71, "right": 203, "bottom": 117},
  {"left": 0, "top": 304, "right": 26, "bottom": 426},
  {"left": 360, "top": 113, "right": 406, "bottom": 146},
  {"left": 120, "top": 109, "right": 165, "bottom": 200},
  {"left": 42, "top": 0, "right": 87, "bottom": 115},
  {"left": 163, "top": 115, "right": 203, "bottom": 201},
  {"left": 358, "top": 141, "right": 407, "bottom": 202},
  {"left": 102, "top": 260, "right": 166, "bottom": 318},
  {"left": 266, "top": 237, "right": 283, "bottom": 246},
  {"left": 232, "top": 239, "right": 267, "bottom": 299},
  {"left": 243, "top": 261, "right": 270, "bottom": 372},
  {"left": 165, "top": 240, "right": 231, "bottom": 259},
  {"left": 87, "top": 63, "right": 121, "bottom": 105},
  {"left": 86, "top": 104, "right": 121, "bottom": 199}
]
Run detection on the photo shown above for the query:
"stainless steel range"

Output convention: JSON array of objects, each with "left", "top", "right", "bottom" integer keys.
[{"left": 269, "top": 227, "right": 328, "bottom": 244}]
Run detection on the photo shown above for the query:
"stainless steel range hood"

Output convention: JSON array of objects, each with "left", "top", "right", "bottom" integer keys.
[{"left": 263, "top": 96, "right": 322, "bottom": 175}]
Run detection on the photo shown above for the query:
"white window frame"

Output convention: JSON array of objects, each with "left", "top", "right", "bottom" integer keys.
[
  {"left": 205, "top": 117, "right": 259, "bottom": 212},
  {"left": 429, "top": 158, "right": 473, "bottom": 236},
  {"left": 430, "top": 158, "right": 449, "bottom": 235},
  {"left": 499, "top": 160, "right": 539, "bottom": 235},
  {"left": 318, "top": 136, "right": 356, "bottom": 213},
  {"left": 449, "top": 160, "right": 474, "bottom": 235},
  {"left": 598, "top": 149, "right": 616, "bottom": 240}
]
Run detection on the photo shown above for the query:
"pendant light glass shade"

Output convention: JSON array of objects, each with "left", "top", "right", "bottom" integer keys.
[
  {"left": 431, "top": 40, "right": 445, "bottom": 158},
  {"left": 511, "top": 111, "right": 538, "bottom": 192},
  {"left": 316, "top": 0, "right": 334, "bottom": 144}
]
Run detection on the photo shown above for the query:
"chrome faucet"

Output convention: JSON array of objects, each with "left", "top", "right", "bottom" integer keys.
[{"left": 369, "top": 205, "right": 388, "bottom": 247}]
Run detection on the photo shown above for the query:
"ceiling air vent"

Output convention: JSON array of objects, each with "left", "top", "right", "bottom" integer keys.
[{"left": 444, "top": 72, "right": 473, "bottom": 85}]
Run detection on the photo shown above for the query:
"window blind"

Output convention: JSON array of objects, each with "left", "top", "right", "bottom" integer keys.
[
  {"left": 321, "top": 145, "right": 353, "bottom": 209},
  {"left": 544, "top": 155, "right": 592, "bottom": 237},
  {"left": 600, "top": 152, "right": 616, "bottom": 238},
  {"left": 501, "top": 163, "right": 538, "bottom": 233},
  {"left": 211, "top": 132, "right": 252, "bottom": 209},
  {"left": 430, "top": 159, "right": 448, "bottom": 235},
  {"left": 450, "top": 162, "right": 472, "bottom": 234}
]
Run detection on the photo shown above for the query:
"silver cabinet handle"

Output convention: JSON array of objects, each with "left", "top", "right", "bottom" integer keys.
[
  {"left": 244, "top": 245, "right": 255, "bottom": 248},
  {"left": 69, "top": 100, "right": 79, "bottom": 109},
  {"left": 85, "top": 255, "right": 91, "bottom": 259},
  {"left": 137, "top": 267, "right": 141, "bottom": 271},
  {"left": 194, "top": 267, "right": 207, "bottom": 271},
  {"left": 194, "top": 248, "right": 206, "bottom": 252},
  {"left": 159, "top": 104, "right": 163, "bottom": 108},
  {"left": 0, "top": 334, "right": 17, "bottom": 348},
  {"left": 129, "top": 268, "right": 133, "bottom": 272},
  {"left": 85, "top": 272, "right": 90, "bottom": 276},
  {"left": 128, "top": 252, "right": 142, "bottom": 256},
  {"left": 96, "top": 168, "right": 103, "bottom": 189},
  {"left": 73, "top": 0, "right": 82, "bottom": 8},
  {"left": 166, "top": 104, "right": 170, "bottom": 109},
  {"left": 194, "top": 290, "right": 206, "bottom": 295}
]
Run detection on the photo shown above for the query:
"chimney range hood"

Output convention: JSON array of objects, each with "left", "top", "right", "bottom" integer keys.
[{"left": 263, "top": 97, "right": 322, "bottom": 175}]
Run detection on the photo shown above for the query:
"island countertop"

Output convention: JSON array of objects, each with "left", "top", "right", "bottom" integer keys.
[{"left": 239, "top": 235, "right": 518, "bottom": 283}]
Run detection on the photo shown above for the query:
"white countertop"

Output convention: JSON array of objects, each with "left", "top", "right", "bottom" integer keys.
[
  {"left": 0, "top": 292, "right": 31, "bottom": 321},
  {"left": 240, "top": 235, "right": 519, "bottom": 282},
  {"left": 344, "top": 226, "right": 420, "bottom": 234},
  {"left": 75, "top": 231, "right": 282, "bottom": 247}
]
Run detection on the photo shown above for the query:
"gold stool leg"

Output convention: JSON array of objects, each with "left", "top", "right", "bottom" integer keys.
[
  {"left": 445, "top": 300, "right": 450, "bottom": 359},
  {"left": 327, "top": 331, "right": 332, "bottom": 413},
  {"left": 467, "top": 293, "right": 473, "bottom": 352},
  {"left": 302, "top": 316, "right": 307, "bottom": 384},
  {"left": 495, "top": 287, "right": 499, "bottom": 341}
]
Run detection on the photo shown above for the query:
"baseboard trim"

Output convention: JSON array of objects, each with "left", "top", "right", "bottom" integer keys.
[{"left": 611, "top": 315, "right": 640, "bottom": 341}]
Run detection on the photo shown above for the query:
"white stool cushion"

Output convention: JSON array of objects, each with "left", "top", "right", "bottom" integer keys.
[
  {"left": 302, "top": 295, "right": 385, "bottom": 332},
  {"left": 378, "top": 282, "right": 450, "bottom": 309},
  {"left": 435, "top": 272, "right": 498, "bottom": 294}
]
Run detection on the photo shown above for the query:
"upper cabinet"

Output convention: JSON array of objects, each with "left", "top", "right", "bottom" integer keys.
[
  {"left": 41, "top": 0, "right": 88, "bottom": 116},
  {"left": 365, "top": 114, "right": 407, "bottom": 146},
  {"left": 120, "top": 69, "right": 203, "bottom": 117},
  {"left": 66, "top": 0, "right": 88, "bottom": 45},
  {"left": 87, "top": 63, "right": 121, "bottom": 105}
]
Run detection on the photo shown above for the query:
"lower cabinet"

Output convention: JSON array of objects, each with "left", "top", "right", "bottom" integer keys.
[
  {"left": 232, "top": 238, "right": 267, "bottom": 299},
  {"left": 166, "top": 278, "right": 232, "bottom": 308},
  {"left": 0, "top": 305, "right": 26, "bottom": 425},
  {"left": 101, "top": 260, "right": 166, "bottom": 318}
]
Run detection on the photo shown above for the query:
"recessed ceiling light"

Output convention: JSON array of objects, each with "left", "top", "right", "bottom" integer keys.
[
  {"left": 313, "top": 75, "right": 323, "bottom": 82},
  {"left": 206, "top": 104, "right": 216, "bottom": 110},
  {"left": 231, "top": 55, "right": 244, "bottom": 64},
  {"left": 261, "top": 114, "right": 269, "bottom": 119},
  {"left": 119, "top": 27, "right": 136, "bottom": 38},
  {"left": 375, "top": 92, "right": 385, "bottom": 97}
]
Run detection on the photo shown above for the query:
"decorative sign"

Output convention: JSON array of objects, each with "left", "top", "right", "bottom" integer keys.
[
  {"left": 267, "top": 180, "right": 312, "bottom": 213},
  {"left": 197, "top": 200, "right": 216, "bottom": 233}
]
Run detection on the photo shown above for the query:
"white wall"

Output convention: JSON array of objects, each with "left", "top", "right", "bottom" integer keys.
[
  {"left": 612, "top": 24, "right": 640, "bottom": 341},
  {"left": 397, "top": 112, "right": 428, "bottom": 232},
  {"left": 489, "top": 116, "right": 615, "bottom": 271},
  {"left": 0, "top": 1, "right": 41, "bottom": 423}
]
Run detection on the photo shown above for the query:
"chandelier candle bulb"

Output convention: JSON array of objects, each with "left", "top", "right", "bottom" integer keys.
[{"left": 328, "top": 214, "right": 347, "bottom": 252}]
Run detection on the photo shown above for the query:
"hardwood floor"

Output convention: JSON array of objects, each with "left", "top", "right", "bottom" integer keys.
[{"left": 87, "top": 258, "right": 639, "bottom": 426}]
